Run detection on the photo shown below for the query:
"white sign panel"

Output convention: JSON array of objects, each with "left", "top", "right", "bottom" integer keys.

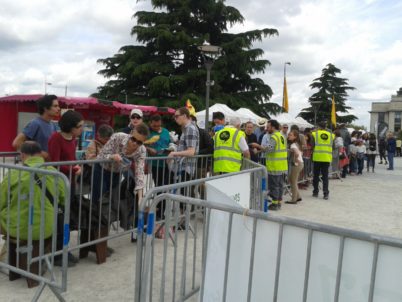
[
  {"left": 201, "top": 179, "right": 402, "bottom": 301},
  {"left": 205, "top": 172, "right": 251, "bottom": 208}
]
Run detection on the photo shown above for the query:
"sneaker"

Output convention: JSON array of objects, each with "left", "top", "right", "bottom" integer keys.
[
  {"left": 268, "top": 203, "right": 279, "bottom": 211},
  {"left": 312, "top": 193, "right": 318, "bottom": 198},
  {"left": 323, "top": 195, "right": 329, "bottom": 200},
  {"left": 68, "top": 252, "right": 79, "bottom": 263}
]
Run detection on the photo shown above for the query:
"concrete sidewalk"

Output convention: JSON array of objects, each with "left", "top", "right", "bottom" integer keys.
[
  {"left": 1, "top": 157, "right": 402, "bottom": 301},
  {"left": 277, "top": 156, "right": 402, "bottom": 239}
]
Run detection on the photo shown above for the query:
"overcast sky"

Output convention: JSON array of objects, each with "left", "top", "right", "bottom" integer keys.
[{"left": 1, "top": 0, "right": 402, "bottom": 128}]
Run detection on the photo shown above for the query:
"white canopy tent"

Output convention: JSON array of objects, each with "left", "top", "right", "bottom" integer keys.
[
  {"left": 271, "top": 113, "right": 313, "bottom": 130},
  {"left": 196, "top": 103, "right": 250, "bottom": 128},
  {"left": 235, "top": 108, "right": 263, "bottom": 124},
  {"left": 294, "top": 116, "right": 314, "bottom": 129}
]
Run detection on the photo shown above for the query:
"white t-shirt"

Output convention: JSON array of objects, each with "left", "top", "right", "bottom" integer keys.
[{"left": 290, "top": 143, "right": 303, "bottom": 164}]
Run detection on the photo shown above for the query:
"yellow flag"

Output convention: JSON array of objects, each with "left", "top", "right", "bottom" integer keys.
[
  {"left": 282, "top": 77, "right": 289, "bottom": 113},
  {"left": 331, "top": 95, "right": 336, "bottom": 126},
  {"left": 186, "top": 99, "right": 196, "bottom": 116}
]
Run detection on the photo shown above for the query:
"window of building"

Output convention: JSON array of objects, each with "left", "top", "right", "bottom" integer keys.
[
  {"left": 378, "top": 112, "right": 385, "bottom": 123},
  {"left": 395, "top": 112, "right": 401, "bottom": 132}
]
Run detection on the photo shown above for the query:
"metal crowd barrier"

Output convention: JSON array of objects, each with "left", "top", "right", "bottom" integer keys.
[
  {"left": 0, "top": 163, "right": 70, "bottom": 302},
  {"left": 135, "top": 193, "right": 402, "bottom": 302},
  {"left": 34, "top": 154, "right": 265, "bottom": 267},
  {"left": 134, "top": 162, "right": 267, "bottom": 302},
  {"left": 0, "top": 152, "right": 20, "bottom": 181}
]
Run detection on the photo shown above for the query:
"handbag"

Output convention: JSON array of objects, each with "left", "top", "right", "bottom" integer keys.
[{"left": 339, "top": 147, "right": 347, "bottom": 160}]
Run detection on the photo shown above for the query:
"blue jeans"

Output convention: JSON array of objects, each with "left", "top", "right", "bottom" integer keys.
[
  {"left": 91, "top": 163, "right": 121, "bottom": 204},
  {"left": 387, "top": 152, "right": 395, "bottom": 169}
]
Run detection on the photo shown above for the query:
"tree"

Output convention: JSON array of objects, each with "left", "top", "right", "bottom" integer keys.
[
  {"left": 298, "top": 63, "right": 357, "bottom": 125},
  {"left": 95, "top": 0, "right": 280, "bottom": 117}
]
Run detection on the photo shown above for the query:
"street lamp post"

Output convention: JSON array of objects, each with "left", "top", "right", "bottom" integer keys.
[
  {"left": 198, "top": 42, "right": 222, "bottom": 129},
  {"left": 311, "top": 100, "right": 321, "bottom": 127}
]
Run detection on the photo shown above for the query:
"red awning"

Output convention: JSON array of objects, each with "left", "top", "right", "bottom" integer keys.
[
  {"left": 0, "top": 95, "right": 174, "bottom": 115},
  {"left": 112, "top": 101, "right": 158, "bottom": 115}
]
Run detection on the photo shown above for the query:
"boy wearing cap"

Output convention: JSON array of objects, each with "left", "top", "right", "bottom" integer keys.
[{"left": 121, "top": 108, "right": 143, "bottom": 134}]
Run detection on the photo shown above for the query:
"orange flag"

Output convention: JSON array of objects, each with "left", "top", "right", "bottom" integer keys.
[
  {"left": 331, "top": 95, "right": 336, "bottom": 126},
  {"left": 282, "top": 77, "right": 289, "bottom": 113},
  {"left": 186, "top": 99, "right": 196, "bottom": 116}
]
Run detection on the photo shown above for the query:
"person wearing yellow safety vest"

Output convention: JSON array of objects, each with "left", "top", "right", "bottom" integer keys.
[
  {"left": 252, "top": 120, "right": 288, "bottom": 211},
  {"left": 213, "top": 117, "right": 250, "bottom": 174},
  {"left": 312, "top": 121, "right": 335, "bottom": 200}
]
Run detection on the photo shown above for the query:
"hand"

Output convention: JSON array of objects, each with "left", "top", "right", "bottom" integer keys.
[
  {"left": 111, "top": 154, "right": 122, "bottom": 162},
  {"left": 168, "top": 152, "right": 176, "bottom": 158},
  {"left": 250, "top": 143, "right": 259, "bottom": 149},
  {"left": 146, "top": 147, "right": 157, "bottom": 156},
  {"left": 74, "top": 165, "right": 82, "bottom": 175}
]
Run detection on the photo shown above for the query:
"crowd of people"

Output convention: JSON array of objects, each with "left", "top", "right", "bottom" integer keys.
[{"left": 1, "top": 94, "right": 401, "bottom": 274}]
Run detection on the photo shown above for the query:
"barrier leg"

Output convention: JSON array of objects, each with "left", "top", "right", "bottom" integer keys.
[{"left": 8, "top": 240, "right": 40, "bottom": 288}]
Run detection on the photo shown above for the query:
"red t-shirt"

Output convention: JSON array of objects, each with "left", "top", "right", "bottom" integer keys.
[{"left": 48, "top": 132, "right": 79, "bottom": 176}]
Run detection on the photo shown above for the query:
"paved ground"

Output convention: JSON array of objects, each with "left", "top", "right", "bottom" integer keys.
[
  {"left": 1, "top": 157, "right": 402, "bottom": 301},
  {"left": 277, "top": 157, "right": 402, "bottom": 238}
]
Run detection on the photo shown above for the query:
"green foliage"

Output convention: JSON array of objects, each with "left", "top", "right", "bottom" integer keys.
[
  {"left": 298, "top": 63, "right": 357, "bottom": 125},
  {"left": 94, "top": 0, "right": 279, "bottom": 117}
]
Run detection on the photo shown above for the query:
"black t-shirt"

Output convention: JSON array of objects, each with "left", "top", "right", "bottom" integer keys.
[{"left": 245, "top": 133, "right": 258, "bottom": 162}]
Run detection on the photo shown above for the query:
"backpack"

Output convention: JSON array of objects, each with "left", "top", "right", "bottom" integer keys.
[{"left": 197, "top": 126, "right": 214, "bottom": 155}]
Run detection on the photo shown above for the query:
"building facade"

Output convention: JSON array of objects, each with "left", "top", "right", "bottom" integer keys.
[{"left": 370, "top": 87, "right": 402, "bottom": 138}]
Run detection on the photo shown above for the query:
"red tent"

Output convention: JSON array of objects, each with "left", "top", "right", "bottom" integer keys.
[{"left": 0, "top": 94, "right": 175, "bottom": 152}]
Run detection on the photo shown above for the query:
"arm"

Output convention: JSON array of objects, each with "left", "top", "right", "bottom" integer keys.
[
  {"left": 85, "top": 140, "right": 98, "bottom": 160},
  {"left": 169, "top": 147, "right": 196, "bottom": 157},
  {"left": 146, "top": 146, "right": 158, "bottom": 156},
  {"left": 12, "top": 133, "right": 27, "bottom": 150},
  {"left": 0, "top": 178, "right": 9, "bottom": 212},
  {"left": 97, "top": 134, "right": 122, "bottom": 162},
  {"left": 239, "top": 137, "right": 250, "bottom": 159},
  {"left": 134, "top": 148, "right": 146, "bottom": 191}
]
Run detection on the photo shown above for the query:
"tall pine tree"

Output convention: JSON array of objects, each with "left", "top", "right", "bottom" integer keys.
[
  {"left": 95, "top": 0, "right": 280, "bottom": 117},
  {"left": 298, "top": 63, "right": 357, "bottom": 125}
]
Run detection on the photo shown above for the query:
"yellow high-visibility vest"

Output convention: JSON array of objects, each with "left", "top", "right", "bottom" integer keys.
[
  {"left": 266, "top": 131, "right": 288, "bottom": 174},
  {"left": 312, "top": 130, "right": 334, "bottom": 162},
  {"left": 213, "top": 127, "right": 244, "bottom": 173}
]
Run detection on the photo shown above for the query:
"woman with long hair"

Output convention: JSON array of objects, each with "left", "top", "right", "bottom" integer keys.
[
  {"left": 286, "top": 129, "right": 304, "bottom": 204},
  {"left": 366, "top": 133, "right": 377, "bottom": 172}
]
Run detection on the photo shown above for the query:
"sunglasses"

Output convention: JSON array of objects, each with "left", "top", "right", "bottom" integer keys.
[
  {"left": 131, "top": 115, "right": 142, "bottom": 120},
  {"left": 130, "top": 136, "right": 144, "bottom": 145}
]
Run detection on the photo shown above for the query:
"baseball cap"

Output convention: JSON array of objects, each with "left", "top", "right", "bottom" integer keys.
[
  {"left": 130, "top": 108, "right": 143, "bottom": 118},
  {"left": 213, "top": 125, "right": 225, "bottom": 132}
]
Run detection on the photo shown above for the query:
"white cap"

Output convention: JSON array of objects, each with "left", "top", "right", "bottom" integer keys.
[{"left": 130, "top": 108, "right": 143, "bottom": 117}]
